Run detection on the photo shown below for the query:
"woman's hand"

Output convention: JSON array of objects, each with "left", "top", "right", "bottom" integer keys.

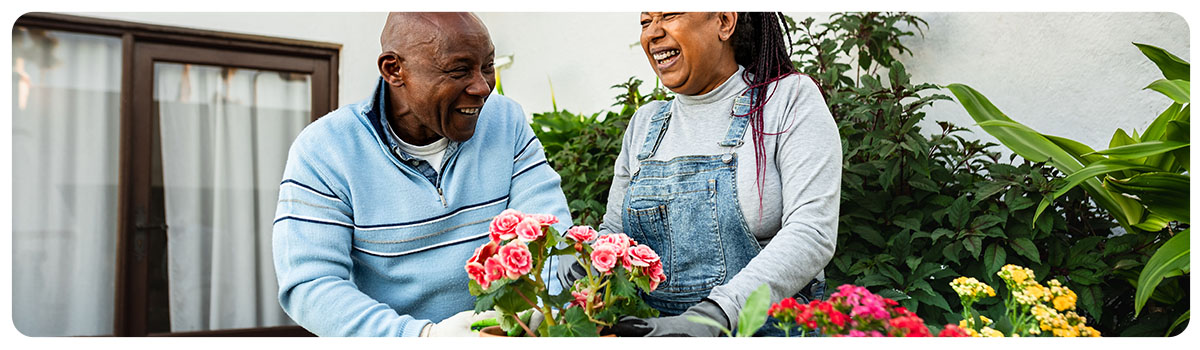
[{"left": 610, "top": 300, "right": 728, "bottom": 337}]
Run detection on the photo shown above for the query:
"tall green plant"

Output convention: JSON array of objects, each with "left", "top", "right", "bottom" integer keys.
[
  {"left": 948, "top": 43, "right": 1190, "bottom": 335},
  {"left": 788, "top": 12, "right": 1150, "bottom": 335}
]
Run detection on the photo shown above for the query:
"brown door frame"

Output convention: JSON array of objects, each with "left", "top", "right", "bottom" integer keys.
[{"left": 15, "top": 12, "right": 340, "bottom": 337}]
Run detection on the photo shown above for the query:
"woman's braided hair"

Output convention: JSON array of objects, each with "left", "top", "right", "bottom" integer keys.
[{"left": 729, "top": 12, "right": 798, "bottom": 216}]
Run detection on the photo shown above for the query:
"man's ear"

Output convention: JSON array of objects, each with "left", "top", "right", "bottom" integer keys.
[
  {"left": 716, "top": 12, "right": 738, "bottom": 42},
  {"left": 378, "top": 52, "right": 404, "bottom": 87}
]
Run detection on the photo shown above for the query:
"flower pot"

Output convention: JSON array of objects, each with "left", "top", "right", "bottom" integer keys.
[{"left": 479, "top": 325, "right": 510, "bottom": 337}]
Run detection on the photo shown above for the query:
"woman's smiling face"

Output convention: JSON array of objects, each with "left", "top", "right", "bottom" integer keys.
[{"left": 639, "top": 12, "right": 739, "bottom": 96}]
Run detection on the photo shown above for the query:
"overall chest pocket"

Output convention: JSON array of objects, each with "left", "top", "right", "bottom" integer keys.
[{"left": 624, "top": 178, "right": 722, "bottom": 294}]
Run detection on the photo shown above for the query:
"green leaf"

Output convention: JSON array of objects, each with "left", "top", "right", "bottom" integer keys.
[
  {"left": 857, "top": 274, "right": 893, "bottom": 288},
  {"left": 892, "top": 217, "right": 920, "bottom": 233},
  {"left": 931, "top": 228, "right": 956, "bottom": 241},
  {"left": 948, "top": 195, "right": 971, "bottom": 229},
  {"left": 984, "top": 243, "right": 1007, "bottom": 274},
  {"left": 736, "top": 284, "right": 772, "bottom": 337},
  {"left": 1084, "top": 140, "right": 1190, "bottom": 159},
  {"left": 1044, "top": 134, "right": 1105, "bottom": 166},
  {"left": 1077, "top": 284, "right": 1103, "bottom": 321},
  {"left": 943, "top": 241, "right": 963, "bottom": 265},
  {"left": 877, "top": 289, "right": 910, "bottom": 301},
  {"left": 948, "top": 83, "right": 1139, "bottom": 231},
  {"left": 1007, "top": 237, "right": 1041, "bottom": 264},
  {"left": 609, "top": 268, "right": 637, "bottom": 298},
  {"left": 1135, "top": 43, "right": 1190, "bottom": 81},
  {"left": 973, "top": 182, "right": 1009, "bottom": 203},
  {"left": 971, "top": 214, "right": 1005, "bottom": 230},
  {"left": 911, "top": 289, "right": 953, "bottom": 312},
  {"left": 1166, "top": 310, "right": 1190, "bottom": 336},
  {"left": 1006, "top": 193, "right": 1035, "bottom": 211},
  {"left": 1069, "top": 269, "right": 1101, "bottom": 285},
  {"left": 963, "top": 235, "right": 983, "bottom": 259},
  {"left": 1143, "top": 103, "right": 1185, "bottom": 143},
  {"left": 1146, "top": 79, "right": 1190, "bottom": 104},
  {"left": 1105, "top": 173, "right": 1191, "bottom": 222},
  {"left": 857, "top": 225, "right": 887, "bottom": 247},
  {"left": 1136, "top": 229, "right": 1190, "bottom": 317},
  {"left": 1033, "top": 159, "right": 1162, "bottom": 224}
]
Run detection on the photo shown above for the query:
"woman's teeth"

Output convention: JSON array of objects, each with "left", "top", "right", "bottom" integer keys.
[
  {"left": 654, "top": 50, "right": 679, "bottom": 64},
  {"left": 457, "top": 108, "right": 480, "bottom": 115}
]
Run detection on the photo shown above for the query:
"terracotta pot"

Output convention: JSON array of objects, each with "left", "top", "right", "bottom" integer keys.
[
  {"left": 477, "top": 325, "right": 616, "bottom": 337},
  {"left": 478, "top": 325, "right": 511, "bottom": 337}
]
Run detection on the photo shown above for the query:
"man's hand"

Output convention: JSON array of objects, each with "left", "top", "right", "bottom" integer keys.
[
  {"left": 422, "top": 310, "right": 498, "bottom": 337},
  {"left": 610, "top": 300, "right": 728, "bottom": 337}
]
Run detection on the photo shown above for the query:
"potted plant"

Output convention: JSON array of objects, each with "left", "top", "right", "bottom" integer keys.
[{"left": 465, "top": 209, "right": 664, "bottom": 337}]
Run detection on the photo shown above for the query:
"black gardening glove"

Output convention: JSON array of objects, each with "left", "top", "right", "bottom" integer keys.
[{"left": 609, "top": 299, "right": 729, "bottom": 337}]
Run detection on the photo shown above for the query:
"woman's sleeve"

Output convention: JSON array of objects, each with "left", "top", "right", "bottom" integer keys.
[{"left": 706, "top": 76, "right": 842, "bottom": 327}]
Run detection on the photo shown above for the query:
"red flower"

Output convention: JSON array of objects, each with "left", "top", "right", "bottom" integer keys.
[
  {"left": 937, "top": 324, "right": 972, "bottom": 337},
  {"left": 514, "top": 216, "right": 544, "bottom": 242},
  {"left": 489, "top": 209, "right": 523, "bottom": 242},
  {"left": 626, "top": 244, "right": 660, "bottom": 267},
  {"left": 498, "top": 241, "right": 532, "bottom": 279},
  {"left": 828, "top": 310, "right": 849, "bottom": 327},
  {"left": 566, "top": 226, "right": 598, "bottom": 243},
  {"left": 590, "top": 244, "right": 620, "bottom": 274},
  {"left": 527, "top": 213, "right": 559, "bottom": 226},
  {"left": 483, "top": 255, "right": 506, "bottom": 283},
  {"left": 645, "top": 260, "right": 665, "bottom": 292}
]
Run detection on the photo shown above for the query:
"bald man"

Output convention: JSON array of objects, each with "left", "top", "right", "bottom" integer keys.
[{"left": 272, "top": 13, "right": 572, "bottom": 337}]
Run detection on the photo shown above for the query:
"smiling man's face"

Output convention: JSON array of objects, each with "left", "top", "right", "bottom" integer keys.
[{"left": 382, "top": 13, "right": 496, "bottom": 144}]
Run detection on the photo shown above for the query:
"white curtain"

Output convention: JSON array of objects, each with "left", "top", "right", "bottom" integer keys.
[
  {"left": 11, "top": 28, "right": 122, "bottom": 336},
  {"left": 154, "top": 63, "right": 308, "bottom": 331}
]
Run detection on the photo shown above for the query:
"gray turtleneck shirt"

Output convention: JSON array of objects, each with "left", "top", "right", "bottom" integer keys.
[{"left": 597, "top": 66, "right": 841, "bottom": 327}]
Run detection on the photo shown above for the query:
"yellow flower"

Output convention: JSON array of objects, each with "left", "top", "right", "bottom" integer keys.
[
  {"left": 1011, "top": 269, "right": 1028, "bottom": 284},
  {"left": 980, "top": 327, "right": 1004, "bottom": 337},
  {"left": 1052, "top": 295, "right": 1075, "bottom": 311}
]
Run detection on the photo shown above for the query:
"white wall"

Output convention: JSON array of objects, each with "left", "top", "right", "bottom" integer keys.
[{"left": 76, "top": 12, "right": 1190, "bottom": 151}]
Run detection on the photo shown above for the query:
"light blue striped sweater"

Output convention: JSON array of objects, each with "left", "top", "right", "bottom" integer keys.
[{"left": 272, "top": 78, "right": 571, "bottom": 337}]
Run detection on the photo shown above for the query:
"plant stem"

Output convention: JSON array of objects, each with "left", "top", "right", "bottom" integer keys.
[
  {"left": 511, "top": 312, "right": 536, "bottom": 337},
  {"left": 519, "top": 275, "right": 558, "bottom": 327}
]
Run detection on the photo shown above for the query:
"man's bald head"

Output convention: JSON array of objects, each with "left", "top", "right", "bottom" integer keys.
[
  {"left": 381, "top": 12, "right": 489, "bottom": 56},
  {"left": 376, "top": 12, "right": 497, "bottom": 144}
]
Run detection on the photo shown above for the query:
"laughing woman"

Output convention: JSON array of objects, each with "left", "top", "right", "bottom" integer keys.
[{"left": 601, "top": 12, "right": 841, "bottom": 336}]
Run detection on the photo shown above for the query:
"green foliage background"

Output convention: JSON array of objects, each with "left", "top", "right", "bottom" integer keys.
[{"left": 528, "top": 12, "right": 1188, "bottom": 336}]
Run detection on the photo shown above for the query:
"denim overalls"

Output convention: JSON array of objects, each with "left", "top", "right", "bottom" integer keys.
[{"left": 622, "top": 89, "right": 825, "bottom": 337}]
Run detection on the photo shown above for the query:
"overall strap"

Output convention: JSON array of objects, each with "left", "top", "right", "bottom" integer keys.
[
  {"left": 719, "top": 88, "right": 756, "bottom": 148},
  {"left": 636, "top": 100, "right": 674, "bottom": 161}
]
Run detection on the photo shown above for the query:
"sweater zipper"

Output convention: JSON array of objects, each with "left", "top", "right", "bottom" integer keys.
[{"left": 433, "top": 144, "right": 457, "bottom": 208}]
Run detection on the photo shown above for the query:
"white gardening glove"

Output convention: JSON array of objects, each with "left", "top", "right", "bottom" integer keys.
[{"left": 421, "top": 310, "right": 499, "bottom": 337}]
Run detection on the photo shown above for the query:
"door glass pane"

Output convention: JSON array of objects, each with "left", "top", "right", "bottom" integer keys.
[
  {"left": 11, "top": 27, "right": 122, "bottom": 336},
  {"left": 152, "top": 62, "right": 309, "bottom": 332}
]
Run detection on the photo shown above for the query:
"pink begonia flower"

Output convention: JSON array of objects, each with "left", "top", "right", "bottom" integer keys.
[
  {"left": 465, "top": 262, "right": 488, "bottom": 289},
  {"left": 514, "top": 216, "right": 544, "bottom": 242},
  {"left": 646, "top": 260, "right": 665, "bottom": 292},
  {"left": 490, "top": 209, "right": 523, "bottom": 242},
  {"left": 466, "top": 241, "right": 499, "bottom": 266},
  {"left": 498, "top": 241, "right": 532, "bottom": 279},
  {"left": 568, "top": 289, "right": 602, "bottom": 309},
  {"left": 528, "top": 213, "right": 559, "bottom": 226},
  {"left": 565, "top": 226, "right": 598, "bottom": 243},
  {"left": 590, "top": 245, "right": 620, "bottom": 274},
  {"left": 483, "top": 255, "right": 506, "bottom": 283},
  {"left": 626, "top": 244, "right": 659, "bottom": 267},
  {"left": 594, "top": 233, "right": 632, "bottom": 255}
]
